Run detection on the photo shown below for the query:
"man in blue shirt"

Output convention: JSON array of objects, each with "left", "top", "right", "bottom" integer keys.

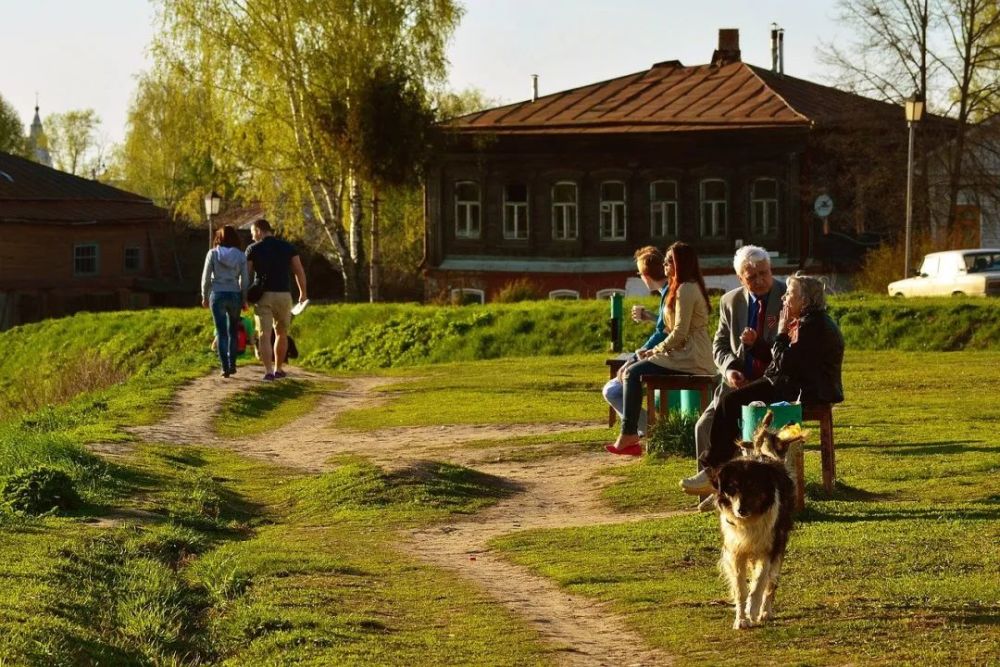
[{"left": 682, "top": 245, "right": 785, "bottom": 503}]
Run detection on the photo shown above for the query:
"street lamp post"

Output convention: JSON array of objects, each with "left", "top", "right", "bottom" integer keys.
[
  {"left": 204, "top": 191, "right": 222, "bottom": 248},
  {"left": 904, "top": 94, "right": 925, "bottom": 279}
]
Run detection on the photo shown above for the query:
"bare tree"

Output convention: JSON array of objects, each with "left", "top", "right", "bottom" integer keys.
[
  {"left": 822, "top": 0, "right": 1000, "bottom": 244},
  {"left": 820, "top": 0, "right": 933, "bottom": 101},
  {"left": 933, "top": 0, "right": 1000, "bottom": 239}
]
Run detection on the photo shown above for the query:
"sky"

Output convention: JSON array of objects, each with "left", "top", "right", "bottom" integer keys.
[{"left": 1, "top": 0, "right": 844, "bottom": 147}]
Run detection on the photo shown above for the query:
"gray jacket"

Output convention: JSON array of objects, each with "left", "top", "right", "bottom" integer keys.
[
  {"left": 201, "top": 246, "right": 249, "bottom": 301},
  {"left": 713, "top": 279, "right": 787, "bottom": 376}
]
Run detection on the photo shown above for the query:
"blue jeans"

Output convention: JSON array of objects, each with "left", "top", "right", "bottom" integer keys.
[
  {"left": 210, "top": 291, "right": 242, "bottom": 373},
  {"left": 620, "top": 360, "right": 686, "bottom": 435},
  {"left": 602, "top": 377, "right": 648, "bottom": 435}
]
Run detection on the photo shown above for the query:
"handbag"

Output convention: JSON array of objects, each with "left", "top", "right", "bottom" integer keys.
[{"left": 247, "top": 276, "right": 265, "bottom": 304}]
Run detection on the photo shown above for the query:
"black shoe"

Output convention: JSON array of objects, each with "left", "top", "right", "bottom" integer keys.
[
  {"left": 221, "top": 370, "right": 230, "bottom": 378},
  {"left": 228, "top": 366, "right": 238, "bottom": 375}
]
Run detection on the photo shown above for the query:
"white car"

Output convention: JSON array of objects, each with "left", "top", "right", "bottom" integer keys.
[{"left": 888, "top": 248, "right": 1000, "bottom": 297}]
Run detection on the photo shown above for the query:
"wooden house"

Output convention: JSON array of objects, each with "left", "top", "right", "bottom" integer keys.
[
  {"left": 0, "top": 151, "right": 177, "bottom": 329},
  {"left": 423, "top": 29, "right": 916, "bottom": 301}
]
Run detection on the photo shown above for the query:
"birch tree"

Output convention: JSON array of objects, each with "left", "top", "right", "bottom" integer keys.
[{"left": 152, "top": 0, "right": 461, "bottom": 301}]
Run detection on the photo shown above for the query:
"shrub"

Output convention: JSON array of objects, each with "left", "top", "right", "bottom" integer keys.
[
  {"left": 495, "top": 278, "right": 542, "bottom": 303},
  {"left": 854, "top": 234, "right": 938, "bottom": 294},
  {"left": 2, "top": 466, "right": 82, "bottom": 515},
  {"left": 644, "top": 412, "right": 698, "bottom": 459}
]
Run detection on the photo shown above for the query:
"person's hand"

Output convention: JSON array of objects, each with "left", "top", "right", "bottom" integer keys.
[
  {"left": 201, "top": 298, "right": 208, "bottom": 309},
  {"left": 725, "top": 369, "right": 746, "bottom": 389},
  {"left": 778, "top": 304, "right": 795, "bottom": 335},
  {"left": 637, "top": 348, "right": 654, "bottom": 360},
  {"left": 630, "top": 305, "right": 648, "bottom": 323},
  {"left": 740, "top": 327, "right": 758, "bottom": 346}
]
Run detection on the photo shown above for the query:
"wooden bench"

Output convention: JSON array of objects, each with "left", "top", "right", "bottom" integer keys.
[
  {"left": 640, "top": 374, "right": 717, "bottom": 428},
  {"left": 764, "top": 403, "right": 837, "bottom": 512},
  {"left": 802, "top": 403, "right": 836, "bottom": 494}
]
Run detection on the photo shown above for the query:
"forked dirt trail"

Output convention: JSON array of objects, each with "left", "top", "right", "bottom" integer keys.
[{"left": 125, "top": 365, "right": 677, "bottom": 666}]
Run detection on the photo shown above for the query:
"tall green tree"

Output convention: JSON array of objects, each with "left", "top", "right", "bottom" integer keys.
[
  {"left": 114, "top": 63, "right": 241, "bottom": 223},
  {"left": 0, "top": 94, "right": 25, "bottom": 155},
  {"left": 152, "top": 0, "right": 463, "bottom": 301},
  {"left": 44, "top": 109, "right": 102, "bottom": 176}
]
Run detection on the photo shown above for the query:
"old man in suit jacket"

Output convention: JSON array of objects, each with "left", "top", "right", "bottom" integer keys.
[{"left": 691, "top": 245, "right": 786, "bottom": 486}]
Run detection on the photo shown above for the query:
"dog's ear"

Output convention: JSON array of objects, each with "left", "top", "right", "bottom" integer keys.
[
  {"left": 735, "top": 439, "right": 755, "bottom": 458},
  {"left": 771, "top": 437, "right": 791, "bottom": 459},
  {"left": 762, "top": 410, "right": 774, "bottom": 428}
]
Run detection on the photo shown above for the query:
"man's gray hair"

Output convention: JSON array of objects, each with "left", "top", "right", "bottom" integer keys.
[
  {"left": 788, "top": 272, "right": 827, "bottom": 310},
  {"left": 733, "top": 245, "right": 771, "bottom": 274}
]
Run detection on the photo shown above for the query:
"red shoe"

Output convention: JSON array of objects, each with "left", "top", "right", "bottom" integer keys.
[{"left": 605, "top": 442, "right": 643, "bottom": 457}]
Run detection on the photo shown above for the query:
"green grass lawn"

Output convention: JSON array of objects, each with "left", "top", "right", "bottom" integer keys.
[
  {"left": 485, "top": 350, "right": 1000, "bottom": 665},
  {"left": 213, "top": 378, "right": 341, "bottom": 438},
  {"left": 2, "top": 335, "right": 998, "bottom": 664},
  {"left": 0, "top": 446, "right": 549, "bottom": 665}
]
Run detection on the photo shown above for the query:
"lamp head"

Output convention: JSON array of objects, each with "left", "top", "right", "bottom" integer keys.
[
  {"left": 905, "top": 93, "right": 925, "bottom": 123},
  {"left": 204, "top": 191, "right": 222, "bottom": 217}
]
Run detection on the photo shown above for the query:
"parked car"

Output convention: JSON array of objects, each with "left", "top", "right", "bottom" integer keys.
[{"left": 888, "top": 248, "right": 1000, "bottom": 297}]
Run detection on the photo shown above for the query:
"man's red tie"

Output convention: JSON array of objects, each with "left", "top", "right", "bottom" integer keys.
[{"left": 750, "top": 299, "right": 768, "bottom": 380}]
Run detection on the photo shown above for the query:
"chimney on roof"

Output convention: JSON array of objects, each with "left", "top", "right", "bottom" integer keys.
[
  {"left": 771, "top": 24, "right": 779, "bottom": 71},
  {"left": 778, "top": 27, "right": 785, "bottom": 74},
  {"left": 711, "top": 28, "right": 741, "bottom": 66},
  {"left": 770, "top": 24, "right": 785, "bottom": 75},
  {"left": 531, "top": 74, "right": 539, "bottom": 102}
]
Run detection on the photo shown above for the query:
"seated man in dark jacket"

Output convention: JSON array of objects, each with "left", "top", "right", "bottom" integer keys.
[{"left": 681, "top": 272, "right": 844, "bottom": 494}]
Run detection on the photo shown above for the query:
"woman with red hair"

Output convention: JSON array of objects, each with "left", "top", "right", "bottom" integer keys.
[{"left": 607, "top": 241, "right": 715, "bottom": 456}]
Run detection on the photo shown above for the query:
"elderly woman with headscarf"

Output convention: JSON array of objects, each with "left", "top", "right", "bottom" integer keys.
[{"left": 681, "top": 272, "right": 844, "bottom": 494}]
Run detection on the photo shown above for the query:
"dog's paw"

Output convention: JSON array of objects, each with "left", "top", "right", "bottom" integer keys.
[{"left": 733, "top": 617, "right": 753, "bottom": 630}]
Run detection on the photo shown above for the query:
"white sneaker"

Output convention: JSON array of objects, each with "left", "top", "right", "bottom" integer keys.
[
  {"left": 697, "top": 494, "right": 717, "bottom": 512},
  {"left": 680, "top": 468, "right": 713, "bottom": 495}
]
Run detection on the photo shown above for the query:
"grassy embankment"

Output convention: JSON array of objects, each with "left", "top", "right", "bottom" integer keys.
[{"left": 0, "top": 299, "right": 997, "bottom": 664}]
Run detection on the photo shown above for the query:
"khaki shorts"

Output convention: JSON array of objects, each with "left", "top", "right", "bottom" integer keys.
[{"left": 254, "top": 291, "right": 293, "bottom": 338}]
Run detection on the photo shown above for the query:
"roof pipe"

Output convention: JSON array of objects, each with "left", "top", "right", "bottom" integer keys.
[
  {"left": 778, "top": 28, "right": 785, "bottom": 75},
  {"left": 771, "top": 23, "right": 779, "bottom": 73},
  {"left": 531, "top": 74, "right": 539, "bottom": 102}
]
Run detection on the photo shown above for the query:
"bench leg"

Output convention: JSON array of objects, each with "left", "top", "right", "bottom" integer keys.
[
  {"left": 790, "top": 442, "right": 805, "bottom": 513},
  {"left": 820, "top": 411, "right": 835, "bottom": 493},
  {"left": 646, "top": 388, "right": 657, "bottom": 429},
  {"left": 608, "top": 407, "right": 616, "bottom": 428}
]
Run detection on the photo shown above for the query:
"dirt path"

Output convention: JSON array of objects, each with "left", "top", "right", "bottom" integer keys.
[{"left": 123, "top": 365, "right": 677, "bottom": 666}]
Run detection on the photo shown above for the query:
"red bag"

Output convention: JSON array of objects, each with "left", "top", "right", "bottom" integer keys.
[{"left": 236, "top": 320, "right": 248, "bottom": 356}]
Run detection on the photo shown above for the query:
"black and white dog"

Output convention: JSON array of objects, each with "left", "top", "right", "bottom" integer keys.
[{"left": 710, "top": 411, "right": 800, "bottom": 629}]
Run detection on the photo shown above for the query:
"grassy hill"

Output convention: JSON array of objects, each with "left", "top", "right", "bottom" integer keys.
[{"left": 0, "top": 300, "right": 997, "bottom": 664}]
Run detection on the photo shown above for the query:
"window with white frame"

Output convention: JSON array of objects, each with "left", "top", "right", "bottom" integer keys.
[
  {"left": 454, "top": 181, "right": 481, "bottom": 239},
  {"left": 551, "top": 181, "right": 578, "bottom": 240},
  {"left": 750, "top": 178, "right": 779, "bottom": 236},
  {"left": 503, "top": 183, "right": 529, "bottom": 239},
  {"left": 450, "top": 287, "right": 485, "bottom": 305},
  {"left": 700, "top": 179, "right": 727, "bottom": 238},
  {"left": 124, "top": 246, "right": 143, "bottom": 272},
  {"left": 595, "top": 288, "right": 626, "bottom": 300},
  {"left": 599, "top": 181, "right": 627, "bottom": 240},
  {"left": 548, "top": 289, "right": 580, "bottom": 300},
  {"left": 650, "top": 180, "right": 679, "bottom": 238},
  {"left": 74, "top": 243, "right": 99, "bottom": 276}
]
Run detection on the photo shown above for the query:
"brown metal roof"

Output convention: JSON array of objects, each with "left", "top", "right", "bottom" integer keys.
[
  {"left": 445, "top": 60, "right": 907, "bottom": 135},
  {"left": 0, "top": 151, "right": 168, "bottom": 224}
]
